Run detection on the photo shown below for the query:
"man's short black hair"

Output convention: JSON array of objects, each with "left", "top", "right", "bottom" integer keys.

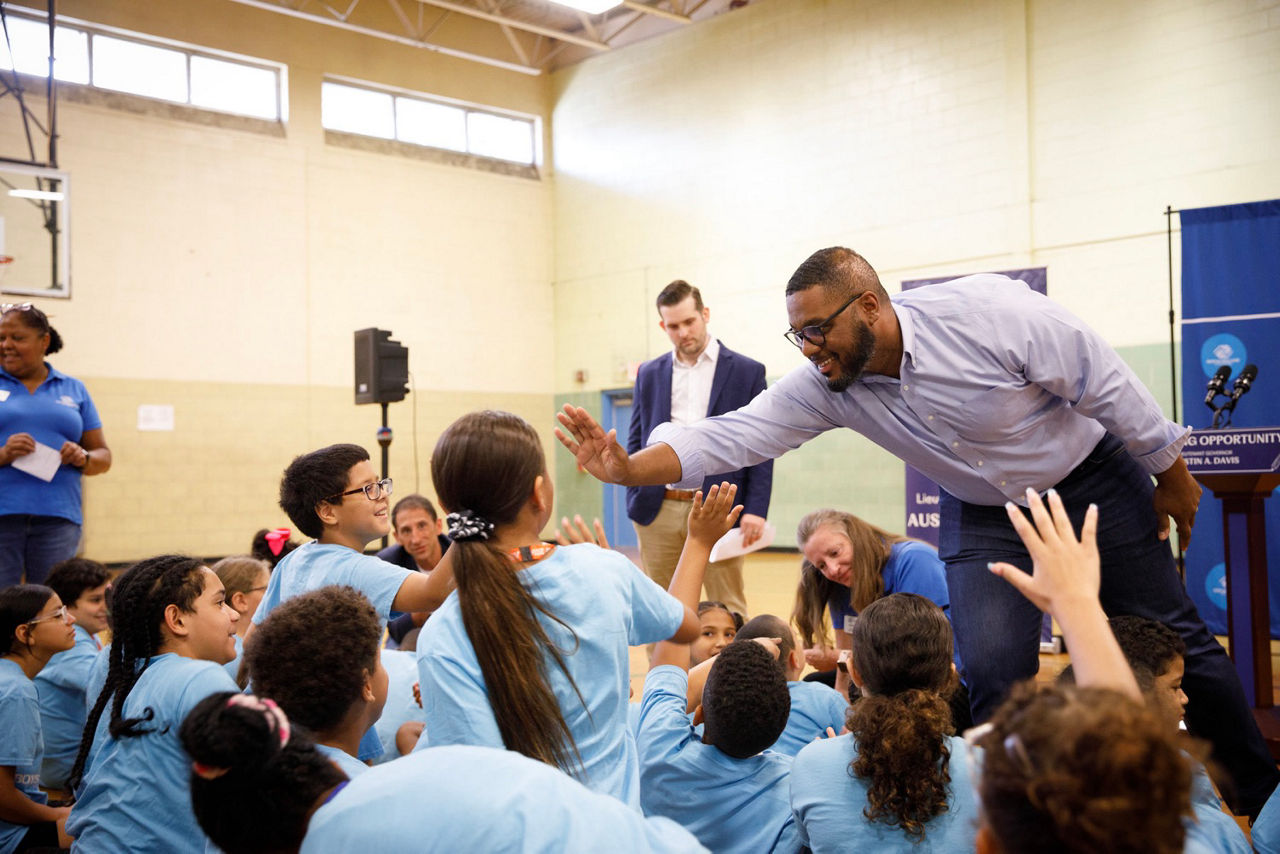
[
  {"left": 46, "top": 558, "right": 111, "bottom": 608},
  {"left": 701, "top": 639, "right": 790, "bottom": 759},
  {"left": 391, "top": 494, "right": 439, "bottom": 528},
  {"left": 656, "top": 279, "right": 704, "bottom": 312},
  {"left": 278, "top": 444, "right": 370, "bottom": 539},
  {"left": 785, "top": 246, "right": 888, "bottom": 300},
  {"left": 735, "top": 614, "right": 796, "bottom": 666}
]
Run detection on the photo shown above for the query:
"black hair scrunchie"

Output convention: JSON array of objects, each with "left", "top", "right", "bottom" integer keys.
[{"left": 446, "top": 510, "right": 495, "bottom": 542}]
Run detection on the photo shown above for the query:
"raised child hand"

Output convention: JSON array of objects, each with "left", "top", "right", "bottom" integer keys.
[
  {"left": 988, "top": 488, "right": 1099, "bottom": 615},
  {"left": 553, "top": 514, "right": 610, "bottom": 549},
  {"left": 687, "top": 482, "right": 743, "bottom": 549}
]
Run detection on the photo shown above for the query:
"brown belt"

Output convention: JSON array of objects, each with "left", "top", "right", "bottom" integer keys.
[{"left": 664, "top": 489, "right": 697, "bottom": 501}]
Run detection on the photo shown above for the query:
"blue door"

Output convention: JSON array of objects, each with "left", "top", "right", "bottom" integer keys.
[{"left": 600, "top": 390, "right": 638, "bottom": 548}]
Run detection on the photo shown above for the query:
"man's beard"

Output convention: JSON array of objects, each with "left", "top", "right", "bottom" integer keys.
[{"left": 824, "top": 320, "right": 876, "bottom": 393}]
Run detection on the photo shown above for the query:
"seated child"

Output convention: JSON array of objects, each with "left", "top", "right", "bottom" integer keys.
[
  {"left": 1, "top": 584, "right": 76, "bottom": 851},
  {"left": 415, "top": 411, "right": 700, "bottom": 806},
  {"left": 211, "top": 555, "right": 270, "bottom": 684},
  {"left": 789, "top": 594, "right": 976, "bottom": 852},
  {"left": 690, "top": 601, "right": 739, "bottom": 667},
  {"left": 67, "top": 555, "right": 239, "bottom": 853},
  {"left": 372, "top": 648, "right": 427, "bottom": 763},
  {"left": 34, "top": 557, "right": 109, "bottom": 792},
  {"left": 258, "top": 443, "right": 455, "bottom": 761},
  {"left": 180, "top": 693, "right": 707, "bottom": 853},
  {"left": 734, "top": 614, "right": 847, "bottom": 756},
  {"left": 1089, "top": 616, "right": 1249, "bottom": 853},
  {"left": 245, "top": 585, "right": 386, "bottom": 778},
  {"left": 637, "top": 485, "right": 802, "bottom": 853}
]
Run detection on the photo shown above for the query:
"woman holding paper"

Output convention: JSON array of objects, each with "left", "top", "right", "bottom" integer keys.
[
  {"left": 792, "top": 510, "right": 953, "bottom": 702},
  {"left": 0, "top": 304, "right": 111, "bottom": 586}
]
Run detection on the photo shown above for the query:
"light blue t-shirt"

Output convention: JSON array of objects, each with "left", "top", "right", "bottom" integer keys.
[
  {"left": 637, "top": 666, "right": 800, "bottom": 853},
  {"left": 1184, "top": 762, "right": 1249, "bottom": 853},
  {"left": 771, "top": 681, "right": 849, "bottom": 757},
  {"left": 1252, "top": 779, "right": 1280, "bottom": 854},
  {"left": 790, "top": 732, "right": 978, "bottom": 853},
  {"left": 34, "top": 624, "right": 100, "bottom": 790},
  {"left": 66, "top": 654, "right": 238, "bottom": 854},
  {"left": 372, "top": 648, "right": 426, "bottom": 763},
  {"left": 0, "top": 658, "right": 48, "bottom": 854},
  {"left": 416, "top": 543, "right": 685, "bottom": 807},
  {"left": 316, "top": 743, "right": 370, "bottom": 779},
  {"left": 253, "top": 541, "right": 412, "bottom": 633},
  {"left": 301, "top": 745, "right": 707, "bottom": 854},
  {"left": 0, "top": 364, "right": 103, "bottom": 524},
  {"left": 252, "top": 541, "right": 411, "bottom": 762}
]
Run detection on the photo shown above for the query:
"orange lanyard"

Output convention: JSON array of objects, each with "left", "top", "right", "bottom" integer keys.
[{"left": 505, "top": 543, "right": 556, "bottom": 564}]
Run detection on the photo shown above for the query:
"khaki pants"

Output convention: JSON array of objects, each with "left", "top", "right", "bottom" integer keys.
[{"left": 634, "top": 498, "right": 747, "bottom": 617}]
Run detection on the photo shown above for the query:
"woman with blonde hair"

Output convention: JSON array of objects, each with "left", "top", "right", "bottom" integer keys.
[{"left": 792, "top": 509, "right": 951, "bottom": 701}]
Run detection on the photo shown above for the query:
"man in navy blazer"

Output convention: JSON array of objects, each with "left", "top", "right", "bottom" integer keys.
[{"left": 627, "top": 280, "right": 773, "bottom": 616}]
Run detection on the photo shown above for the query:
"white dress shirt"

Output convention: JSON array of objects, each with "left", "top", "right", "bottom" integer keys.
[{"left": 670, "top": 337, "right": 720, "bottom": 426}]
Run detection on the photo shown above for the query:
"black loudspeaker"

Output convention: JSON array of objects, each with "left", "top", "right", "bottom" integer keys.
[{"left": 354, "top": 328, "right": 409, "bottom": 405}]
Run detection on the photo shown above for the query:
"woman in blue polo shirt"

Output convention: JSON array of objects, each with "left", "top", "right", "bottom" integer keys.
[{"left": 0, "top": 304, "right": 112, "bottom": 586}]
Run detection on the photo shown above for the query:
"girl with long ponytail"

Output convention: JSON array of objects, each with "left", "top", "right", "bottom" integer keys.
[
  {"left": 789, "top": 593, "right": 980, "bottom": 851},
  {"left": 416, "top": 410, "right": 700, "bottom": 806},
  {"left": 66, "top": 554, "right": 239, "bottom": 853}
]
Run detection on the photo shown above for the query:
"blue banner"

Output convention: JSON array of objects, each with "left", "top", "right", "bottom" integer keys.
[{"left": 1179, "top": 200, "right": 1280, "bottom": 636}]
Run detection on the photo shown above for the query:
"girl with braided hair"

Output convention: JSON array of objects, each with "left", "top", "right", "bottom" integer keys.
[
  {"left": 416, "top": 410, "right": 702, "bottom": 807},
  {"left": 65, "top": 555, "right": 238, "bottom": 853}
]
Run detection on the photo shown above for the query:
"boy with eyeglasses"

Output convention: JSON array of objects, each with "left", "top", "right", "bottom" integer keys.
[{"left": 251, "top": 443, "right": 455, "bottom": 760}]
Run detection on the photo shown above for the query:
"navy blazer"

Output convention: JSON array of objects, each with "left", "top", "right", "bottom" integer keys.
[{"left": 626, "top": 341, "right": 773, "bottom": 527}]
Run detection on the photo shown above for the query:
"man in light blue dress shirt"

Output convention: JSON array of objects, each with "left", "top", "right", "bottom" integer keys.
[{"left": 556, "top": 246, "right": 1279, "bottom": 819}]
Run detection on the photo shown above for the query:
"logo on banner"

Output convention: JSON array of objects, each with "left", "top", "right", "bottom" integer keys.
[
  {"left": 1205, "top": 563, "right": 1227, "bottom": 611},
  {"left": 1201, "top": 334, "right": 1247, "bottom": 378}
]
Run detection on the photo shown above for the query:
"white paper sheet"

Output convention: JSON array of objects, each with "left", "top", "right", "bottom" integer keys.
[
  {"left": 708, "top": 521, "right": 777, "bottom": 563},
  {"left": 11, "top": 440, "right": 62, "bottom": 482}
]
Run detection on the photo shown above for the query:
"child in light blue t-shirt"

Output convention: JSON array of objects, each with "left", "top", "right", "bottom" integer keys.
[
  {"left": 636, "top": 484, "right": 802, "bottom": 853},
  {"left": 66, "top": 555, "right": 240, "bottom": 854},
  {"left": 790, "top": 593, "right": 978, "bottom": 853},
  {"left": 0, "top": 584, "right": 77, "bottom": 852},
  {"left": 178, "top": 692, "right": 707, "bottom": 853},
  {"left": 256, "top": 444, "right": 456, "bottom": 762},
  {"left": 246, "top": 585, "right": 389, "bottom": 778},
  {"left": 734, "top": 614, "right": 848, "bottom": 757},
  {"left": 415, "top": 411, "right": 700, "bottom": 807},
  {"left": 34, "top": 557, "right": 110, "bottom": 792}
]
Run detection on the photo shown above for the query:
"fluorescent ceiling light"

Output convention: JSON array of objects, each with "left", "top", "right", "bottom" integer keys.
[
  {"left": 546, "top": 0, "right": 621, "bottom": 14},
  {"left": 8, "top": 188, "right": 65, "bottom": 201}
]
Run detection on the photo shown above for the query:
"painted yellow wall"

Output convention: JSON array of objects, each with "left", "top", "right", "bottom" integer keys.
[
  {"left": 549, "top": 0, "right": 1280, "bottom": 534},
  {"left": 1, "top": 0, "right": 557, "bottom": 561}
]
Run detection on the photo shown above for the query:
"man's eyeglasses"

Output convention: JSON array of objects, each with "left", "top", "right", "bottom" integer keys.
[
  {"left": 28, "top": 605, "right": 71, "bottom": 625},
  {"left": 783, "top": 291, "right": 863, "bottom": 350},
  {"left": 324, "top": 478, "right": 393, "bottom": 503}
]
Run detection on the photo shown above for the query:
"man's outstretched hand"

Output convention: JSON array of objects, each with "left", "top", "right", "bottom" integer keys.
[{"left": 555, "top": 405, "right": 632, "bottom": 484}]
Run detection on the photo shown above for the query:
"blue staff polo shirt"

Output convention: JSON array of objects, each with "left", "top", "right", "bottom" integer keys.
[{"left": 0, "top": 364, "right": 102, "bottom": 524}]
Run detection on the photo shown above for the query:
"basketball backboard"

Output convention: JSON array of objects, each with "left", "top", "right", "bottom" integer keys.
[{"left": 0, "top": 162, "right": 70, "bottom": 298}]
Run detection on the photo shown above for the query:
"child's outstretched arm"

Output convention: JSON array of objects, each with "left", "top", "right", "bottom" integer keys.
[
  {"left": 392, "top": 548, "right": 457, "bottom": 614},
  {"left": 988, "top": 488, "right": 1141, "bottom": 701},
  {"left": 652, "top": 483, "right": 743, "bottom": 671}
]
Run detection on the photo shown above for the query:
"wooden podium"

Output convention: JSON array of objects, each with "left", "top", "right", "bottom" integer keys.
[{"left": 1185, "top": 427, "right": 1280, "bottom": 754}]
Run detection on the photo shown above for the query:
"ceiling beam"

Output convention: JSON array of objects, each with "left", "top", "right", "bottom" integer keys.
[
  {"left": 412, "top": 0, "right": 610, "bottom": 51},
  {"left": 621, "top": 1, "right": 690, "bottom": 24},
  {"left": 227, "top": 0, "right": 541, "bottom": 74}
]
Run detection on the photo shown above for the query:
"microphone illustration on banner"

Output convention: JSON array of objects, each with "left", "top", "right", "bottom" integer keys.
[{"left": 1204, "top": 365, "right": 1232, "bottom": 408}]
